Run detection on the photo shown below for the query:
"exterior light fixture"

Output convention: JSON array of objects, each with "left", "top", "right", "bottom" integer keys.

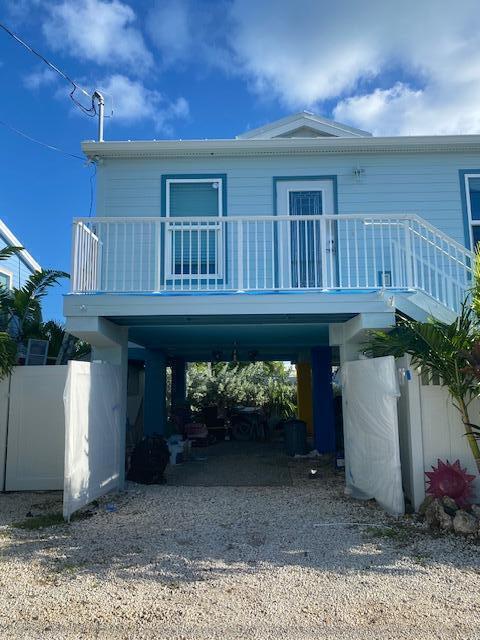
[{"left": 353, "top": 165, "right": 365, "bottom": 181}]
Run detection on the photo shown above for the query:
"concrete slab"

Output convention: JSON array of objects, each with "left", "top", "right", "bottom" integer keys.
[{"left": 166, "top": 440, "right": 293, "bottom": 487}]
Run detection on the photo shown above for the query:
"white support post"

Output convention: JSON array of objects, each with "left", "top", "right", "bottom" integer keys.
[
  {"left": 320, "top": 217, "right": 328, "bottom": 288},
  {"left": 155, "top": 220, "right": 161, "bottom": 292},
  {"left": 237, "top": 220, "right": 244, "bottom": 290},
  {"left": 404, "top": 220, "right": 414, "bottom": 288}
]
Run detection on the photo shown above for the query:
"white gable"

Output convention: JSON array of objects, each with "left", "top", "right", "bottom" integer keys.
[{"left": 237, "top": 111, "right": 372, "bottom": 140}]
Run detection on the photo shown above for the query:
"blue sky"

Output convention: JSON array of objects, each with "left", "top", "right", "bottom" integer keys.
[{"left": 1, "top": 0, "right": 480, "bottom": 319}]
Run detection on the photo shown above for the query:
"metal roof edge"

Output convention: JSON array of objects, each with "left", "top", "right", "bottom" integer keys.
[{"left": 82, "top": 135, "right": 480, "bottom": 159}]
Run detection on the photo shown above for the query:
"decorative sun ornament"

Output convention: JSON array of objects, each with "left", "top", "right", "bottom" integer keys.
[{"left": 425, "top": 459, "right": 476, "bottom": 508}]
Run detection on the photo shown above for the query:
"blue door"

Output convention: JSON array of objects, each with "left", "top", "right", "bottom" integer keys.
[{"left": 289, "top": 190, "right": 323, "bottom": 287}]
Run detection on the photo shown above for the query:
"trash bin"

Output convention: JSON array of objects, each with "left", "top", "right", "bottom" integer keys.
[{"left": 283, "top": 419, "right": 308, "bottom": 456}]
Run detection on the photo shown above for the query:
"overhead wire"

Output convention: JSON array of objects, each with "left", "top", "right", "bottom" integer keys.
[
  {"left": 0, "top": 21, "right": 97, "bottom": 117},
  {"left": 0, "top": 118, "right": 85, "bottom": 160},
  {"left": 0, "top": 21, "right": 103, "bottom": 215},
  {"left": 0, "top": 118, "right": 97, "bottom": 218}
]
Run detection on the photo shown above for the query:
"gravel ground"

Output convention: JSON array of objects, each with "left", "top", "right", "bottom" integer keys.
[{"left": 0, "top": 459, "right": 478, "bottom": 640}]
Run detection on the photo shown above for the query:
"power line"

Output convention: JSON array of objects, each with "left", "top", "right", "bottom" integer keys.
[
  {"left": 0, "top": 21, "right": 97, "bottom": 117},
  {"left": 0, "top": 117, "right": 96, "bottom": 216},
  {"left": 0, "top": 118, "right": 85, "bottom": 160}
]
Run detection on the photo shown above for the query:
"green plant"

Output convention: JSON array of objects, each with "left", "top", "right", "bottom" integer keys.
[
  {"left": 1, "top": 269, "right": 69, "bottom": 343},
  {"left": 0, "top": 246, "right": 23, "bottom": 378},
  {"left": 0, "top": 332, "right": 16, "bottom": 380},
  {"left": 187, "top": 361, "right": 296, "bottom": 418},
  {"left": 11, "top": 512, "right": 65, "bottom": 530},
  {"left": 0, "top": 261, "right": 70, "bottom": 377},
  {"left": 366, "top": 304, "right": 480, "bottom": 473}
]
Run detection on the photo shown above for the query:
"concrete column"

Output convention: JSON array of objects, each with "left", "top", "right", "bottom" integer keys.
[
  {"left": 171, "top": 357, "right": 187, "bottom": 410},
  {"left": 144, "top": 349, "right": 167, "bottom": 436},
  {"left": 311, "top": 346, "right": 335, "bottom": 454},
  {"left": 296, "top": 362, "right": 313, "bottom": 437}
]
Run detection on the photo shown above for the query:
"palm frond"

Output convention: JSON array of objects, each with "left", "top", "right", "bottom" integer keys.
[
  {"left": 0, "top": 332, "right": 16, "bottom": 380},
  {"left": 472, "top": 248, "right": 480, "bottom": 319},
  {"left": 19, "top": 269, "right": 69, "bottom": 302},
  {"left": 0, "top": 246, "right": 23, "bottom": 262},
  {"left": 366, "top": 306, "right": 480, "bottom": 403}
]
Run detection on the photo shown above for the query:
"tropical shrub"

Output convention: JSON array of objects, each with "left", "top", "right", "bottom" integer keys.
[
  {"left": 187, "top": 361, "right": 296, "bottom": 419},
  {"left": 366, "top": 304, "right": 480, "bottom": 473}
]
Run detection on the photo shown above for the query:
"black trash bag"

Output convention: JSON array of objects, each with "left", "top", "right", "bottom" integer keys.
[{"left": 127, "top": 435, "right": 170, "bottom": 484}]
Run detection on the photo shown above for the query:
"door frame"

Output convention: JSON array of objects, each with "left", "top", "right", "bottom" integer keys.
[{"left": 273, "top": 176, "right": 338, "bottom": 288}]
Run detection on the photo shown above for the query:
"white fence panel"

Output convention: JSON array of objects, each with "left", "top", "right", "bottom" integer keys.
[
  {"left": 396, "top": 356, "right": 425, "bottom": 511},
  {"left": 0, "top": 376, "right": 9, "bottom": 491},
  {"left": 397, "top": 359, "right": 479, "bottom": 508},
  {"left": 5, "top": 366, "right": 67, "bottom": 491},
  {"left": 63, "top": 361, "right": 123, "bottom": 521},
  {"left": 343, "top": 356, "right": 405, "bottom": 516}
]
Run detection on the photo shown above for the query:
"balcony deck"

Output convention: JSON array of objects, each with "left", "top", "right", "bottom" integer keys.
[{"left": 70, "top": 213, "right": 472, "bottom": 316}]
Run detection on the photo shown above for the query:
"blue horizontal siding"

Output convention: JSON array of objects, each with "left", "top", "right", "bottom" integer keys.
[
  {"left": 97, "top": 152, "right": 478, "bottom": 246},
  {"left": 0, "top": 236, "right": 35, "bottom": 288},
  {"left": 91, "top": 151, "right": 480, "bottom": 293}
]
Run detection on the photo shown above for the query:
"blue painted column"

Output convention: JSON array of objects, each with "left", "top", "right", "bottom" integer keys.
[
  {"left": 144, "top": 349, "right": 167, "bottom": 436},
  {"left": 311, "top": 346, "right": 336, "bottom": 453},
  {"left": 171, "top": 357, "right": 187, "bottom": 409}
]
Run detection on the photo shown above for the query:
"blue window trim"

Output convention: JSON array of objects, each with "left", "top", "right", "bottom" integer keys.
[
  {"left": 459, "top": 169, "right": 480, "bottom": 249},
  {"left": 161, "top": 174, "right": 228, "bottom": 285},
  {"left": 272, "top": 175, "right": 339, "bottom": 287}
]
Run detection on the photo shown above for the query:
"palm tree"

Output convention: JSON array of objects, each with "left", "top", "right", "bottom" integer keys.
[
  {"left": 0, "top": 245, "right": 23, "bottom": 378},
  {"left": 1, "top": 269, "right": 69, "bottom": 344},
  {"left": 366, "top": 305, "right": 480, "bottom": 473},
  {"left": 0, "top": 249, "right": 69, "bottom": 375}
]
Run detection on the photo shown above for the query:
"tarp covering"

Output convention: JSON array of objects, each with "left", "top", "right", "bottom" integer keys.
[
  {"left": 342, "top": 356, "right": 404, "bottom": 516},
  {"left": 63, "top": 361, "right": 122, "bottom": 521}
]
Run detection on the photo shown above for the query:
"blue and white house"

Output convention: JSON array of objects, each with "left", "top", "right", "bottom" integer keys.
[
  {"left": 65, "top": 111, "right": 478, "bottom": 456},
  {"left": 0, "top": 218, "right": 40, "bottom": 289}
]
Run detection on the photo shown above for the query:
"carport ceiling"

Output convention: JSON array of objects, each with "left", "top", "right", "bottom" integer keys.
[{"left": 111, "top": 313, "right": 356, "bottom": 360}]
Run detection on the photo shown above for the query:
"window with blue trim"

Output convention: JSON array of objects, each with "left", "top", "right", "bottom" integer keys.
[
  {"left": 166, "top": 179, "right": 222, "bottom": 278},
  {"left": 465, "top": 175, "right": 480, "bottom": 249},
  {"left": 0, "top": 270, "right": 12, "bottom": 290}
]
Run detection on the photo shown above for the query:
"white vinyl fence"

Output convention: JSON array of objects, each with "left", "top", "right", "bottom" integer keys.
[
  {"left": 63, "top": 361, "right": 123, "bottom": 521},
  {"left": 397, "top": 356, "right": 479, "bottom": 509},
  {"left": 342, "top": 356, "right": 405, "bottom": 516},
  {"left": 0, "top": 366, "right": 67, "bottom": 491}
]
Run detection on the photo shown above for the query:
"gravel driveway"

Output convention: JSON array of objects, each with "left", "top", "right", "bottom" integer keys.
[{"left": 0, "top": 458, "right": 478, "bottom": 640}]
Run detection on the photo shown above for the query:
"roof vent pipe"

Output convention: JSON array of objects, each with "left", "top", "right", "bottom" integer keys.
[{"left": 92, "top": 91, "right": 105, "bottom": 142}]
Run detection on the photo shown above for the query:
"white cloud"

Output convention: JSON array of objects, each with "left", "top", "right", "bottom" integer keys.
[
  {"left": 146, "top": 0, "right": 233, "bottom": 71},
  {"left": 95, "top": 74, "right": 189, "bottom": 133},
  {"left": 147, "top": 0, "right": 480, "bottom": 135},
  {"left": 23, "top": 67, "right": 58, "bottom": 91},
  {"left": 43, "top": 0, "right": 153, "bottom": 74},
  {"left": 333, "top": 70, "right": 480, "bottom": 137}
]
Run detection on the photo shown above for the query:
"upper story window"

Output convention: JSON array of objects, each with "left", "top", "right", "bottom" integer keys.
[
  {"left": 0, "top": 269, "right": 12, "bottom": 290},
  {"left": 464, "top": 174, "right": 480, "bottom": 249},
  {"left": 165, "top": 178, "right": 224, "bottom": 278},
  {"left": 166, "top": 179, "right": 223, "bottom": 218}
]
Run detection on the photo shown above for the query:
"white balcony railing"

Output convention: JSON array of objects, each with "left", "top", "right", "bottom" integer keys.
[{"left": 71, "top": 214, "right": 473, "bottom": 313}]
